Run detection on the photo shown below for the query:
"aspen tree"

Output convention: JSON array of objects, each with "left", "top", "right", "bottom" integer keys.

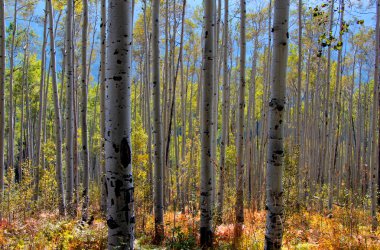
[
  {"left": 8, "top": 0, "right": 17, "bottom": 174},
  {"left": 48, "top": 0, "right": 65, "bottom": 216},
  {"left": 34, "top": 0, "right": 48, "bottom": 201},
  {"left": 216, "top": 0, "right": 228, "bottom": 224},
  {"left": 265, "top": 0, "right": 290, "bottom": 248},
  {"left": 235, "top": 0, "right": 246, "bottom": 236},
  {"left": 106, "top": 0, "right": 135, "bottom": 247},
  {"left": 81, "top": 0, "right": 90, "bottom": 221},
  {"left": 100, "top": 0, "right": 106, "bottom": 213},
  {"left": 152, "top": 0, "right": 164, "bottom": 243},
  {"left": 296, "top": 0, "right": 302, "bottom": 205},
  {"left": 0, "top": 0, "right": 4, "bottom": 197},
  {"left": 371, "top": 0, "right": 380, "bottom": 231},
  {"left": 200, "top": 0, "right": 215, "bottom": 246},
  {"left": 65, "top": 0, "right": 75, "bottom": 216}
]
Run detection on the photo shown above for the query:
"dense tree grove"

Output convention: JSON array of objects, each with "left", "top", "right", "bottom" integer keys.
[{"left": 0, "top": 0, "right": 379, "bottom": 249}]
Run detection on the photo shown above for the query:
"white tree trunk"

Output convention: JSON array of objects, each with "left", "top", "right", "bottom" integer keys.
[
  {"left": 0, "top": 0, "right": 5, "bottom": 197},
  {"left": 48, "top": 0, "right": 65, "bottom": 216},
  {"left": 8, "top": 0, "right": 17, "bottom": 174},
  {"left": 34, "top": 0, "right": 48, "bottom": 201},
  {"left": 216, "top": 0, "right": 228, "bottom": 223},
  {"left": 100, "top": 0, "right": 107, "bottom": 213},
  {"left": 296, "top": 0, "right": 302, "bottom": 205},
  {"left": 105, "top": 0, "right": 135, "bottom": 247},
  {"left": 65, "top": 0, "right": 75, "bottom": 216},
  {"left": 81, "top": 0, "right": 90, "bottom": 221},
  {"left": 200, "top": 0, "right": 215, "bottom": 246},
  {"left": 265, "top": 0, "right": 289, "bottom": 248},
  {"left": 235, "top": 0, "right": 245, "bottom": 234},
  {"left": 152, "top": 0, "right": 164, "bottom": 243},
  {"left": 371, "top": 0, "right": 380, "bottom": 231}
]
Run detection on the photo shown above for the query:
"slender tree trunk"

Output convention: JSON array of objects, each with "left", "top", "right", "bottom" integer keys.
[
  {"left": 73, "top": 55, "right": 79, "bottom": 217},
  {"left": 200, "top": 0, "right": 215, "bottom": 247},
  {"left": 356, "top": 62, "right": 363, "bottom": 195},
  {"left": 105, "top": 0, "right": 135, "bottom": 247},
  {"left": 324, "top": 0, "right": 334, "bottom": 209},
  {"left": 347, "top": 52, "right": 356, "bottom": 190},
  {"left": 152, "top": 0, "right": 164, "bottom": 243},
  {"left": 0, "top": 0, "right": 4, "bottom": 198},
  {"left": 24, "top": 26, "right": 32, "bottom": 164},
  {"left": 248, "top": 37, "right": 258, "bottom": 208},
  {"left": 328, "top": 0, "right": 344, "bottom": 210},
  {"left": 19, "top": 55, "right": 25, "bottom": 178},
  {"left": 300, "top": 50, "right": 311, "bottom": 201},
  {"left": 177, "top": 0, "right": 186, "bottom": 214},
  {"left": 235, "top": 0, "right": 245, "bottom": 237},
  {"left": 259, "top": 2, "right": 272, "bottom": 210},
  {"left": 162, "top": 0, "right": 169, "bottom": 207},
  {"left": 296, "top": 0, "right": 302, "bottom": 206},
  {"left": 377, "top": 0, "right": 380, "bottom": 207},
  {"left": 48, "top": 0, "right": 65, "bottom": 216},
  {"left": 372, "top": 0, "right": 380, "bottom": 231},
  {"left": 81, "top": 0, "right": 90, "bottom": 221},
  {"left": 142, "top": 0, "right": 152, "bottom": 208},
  {"left": 216, "top": 0, "right": 228, "bottom": 223},
  {"left": 41, "top": 63, "right": 49, "bottom": 171},
  {"left": 8, "top": 0, "right": 17, "bottom": 174},
  {"left": 100, "top": 0, "right": 107, "bottom": 213},
  {"left": 34, "top": 1, "right": 48, "bottom": 201},
  {"left": 264, "top": 0, "right": 289, "bottom": 248},
  {"left": 65, "top": 0, "right": 75, "bottom": 216},
  {"left": 210, "top": 0, "right": 220, "bottom": 208}
]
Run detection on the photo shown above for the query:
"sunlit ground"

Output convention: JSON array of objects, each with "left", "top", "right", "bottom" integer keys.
[{"left": 1, "top": 205, "right": 380, "bottom": 249}]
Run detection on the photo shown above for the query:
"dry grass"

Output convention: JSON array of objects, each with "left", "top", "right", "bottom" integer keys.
[{"left": 0, "top": 207, "right": 380, "bottom": 249}]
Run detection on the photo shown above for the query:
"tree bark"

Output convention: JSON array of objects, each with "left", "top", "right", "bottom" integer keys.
[
  {"left": 34, "top": 0, "right": 48, "bottom": 201},
  {"left": 65, "top": 0, "right": 75, "bottom": 217},
  {"left": 105, "top": 0, "right": 135, "bottom": 247},
  {"left": 264, "top": 0, "right": 289, "bottom": 248},
  {"left": 235, "top": 0, "right": 246, "bottom": 236},
  {"left": 372, "top": 0, "right": 380, "bottom": 231},
  {"left": 296, "top": 0, "right": 302, "bottom": 206},
  {"left": 216, "top": 0, "right": 228, "bottom": 224},
  {"left": 152, "top": 0, "right": 164, "bottom": 243},
  {"left": 8, "top": 0, "right": 17, "bottom": 174},
  {"left": 81, "top": 0, "right": 90, "bottom": 222},
  {"left": 48, "top": 0, "right": 65, "bottom": 216},
  {"left": 200, "top": 0, "right": 215, "bottom": 247},
  {"left": 0, "top": 0, "right": 5, "bottom": 198}
]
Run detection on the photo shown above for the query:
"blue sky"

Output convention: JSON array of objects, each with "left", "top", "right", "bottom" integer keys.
[{"left": 4, "top": 0, "right": 378, "bottom": 85}]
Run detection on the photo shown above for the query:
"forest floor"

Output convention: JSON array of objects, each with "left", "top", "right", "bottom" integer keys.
[{"left": 1, "top": 206, "right": 380, "bottom": 249}]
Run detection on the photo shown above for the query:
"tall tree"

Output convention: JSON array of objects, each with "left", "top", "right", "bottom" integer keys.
[
  {"left": 8, "top": 0, "right": 17, "bottom": 177},
  {"left": 65, "top": 0, "right": 75, "bottom": 216},
  {"left": 296, "top": 0, "right": 302, "bottom": 205},
  {"left": 152, "top": 0, "right": 164, "bottom": 244},
  {"left": 372, "top": 0, "right": 380, "bottom": 231},
  {"left": 34, "top": 0, "right": 48, "bottom": 200},
  {"left": 216, "top": 0, "right": 228, "bottom": 223},
  {"left": 265, "top": 0, "right": 290, "bottom": 248},
  {"left": 105, "top": 0, "right": 135, "bottom": 247},
  {"left": 200, "top": 0, "right": 215, "bottom": 247},
  {"left": 0, "top": 0, "right": 4, "bottom": 197},
  {"left": 325, "top": 0, "right": 334, "bottom": 211},
  {"left": 235, "top": 0, "right": 245, "bottom": 237},
  {"left": 48, "top": 0, "right": 65, "bottom": 216},
  {"left": 329, "top": 0, "right": 344, "bottom": 210},
  {"left": 100, "top": 0, "right": 107, "bottom": 213},
  {"left": 81, "top": 0, "right": 90, "bottom": 222}
]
